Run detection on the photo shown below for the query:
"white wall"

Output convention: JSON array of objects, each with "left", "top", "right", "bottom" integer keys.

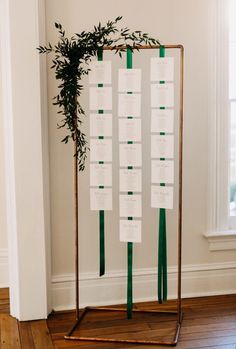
[
  {"left": 45, "top": 0, "right": 236, "bottom": 309},
  {"left": 0, "top": 54, "right": 8, "bottom": 287}
]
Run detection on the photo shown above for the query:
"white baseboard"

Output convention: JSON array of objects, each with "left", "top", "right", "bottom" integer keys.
[
  {"left": 0, "top": 248, "right": 8, "bottom": 288},
  {"left": 51, "top": 261, "right": 236, "bottom": 311}
]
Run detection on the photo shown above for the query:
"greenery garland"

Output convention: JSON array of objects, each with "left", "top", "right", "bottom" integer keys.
[{"left": 38, "top": 17, "right": 160, "bottom": 171}]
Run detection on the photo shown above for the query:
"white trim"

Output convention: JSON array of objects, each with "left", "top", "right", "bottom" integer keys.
[
  {"left": 51, "top": 263, "right": 236, "bottom": 311},
  {"left": 0, "top": 0, "right": 51, "bottom": 321},
  {"left": 0, "top": 249, "right": 8, "bottom": 288},
  {"left": 204, "top": 231, "right": 236, "bottom": 250},
  {"left": 207, "top": 0, "right": 230, "bottom": 234},
  {"left": 206, "top": 0, "right": 235, "bottom": 250}
]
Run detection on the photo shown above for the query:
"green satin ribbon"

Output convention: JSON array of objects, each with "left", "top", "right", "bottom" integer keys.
[
  {"left": 127, "top": 47, "right": 133, "bottom": 319},
  {"left": 98, "top": 48, "right": 105, "bottom": 277},
  {"left": 158, "top": 45, "right": 168, "bottom": 303}
]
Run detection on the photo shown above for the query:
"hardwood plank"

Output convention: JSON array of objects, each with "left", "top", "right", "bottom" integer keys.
[
  {"left": 30, "top": 320, "right": 54, "bottom": 349},
  {"left": 18, "top": 321, "right": 35, "bottom": 349},
  {"left": 1, "top": 314, "right": 21, "bottom": 349}
]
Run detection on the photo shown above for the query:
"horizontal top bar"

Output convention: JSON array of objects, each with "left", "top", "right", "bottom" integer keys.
[{"left": 102, "top": 44, "right": 184, "bottom": 51}]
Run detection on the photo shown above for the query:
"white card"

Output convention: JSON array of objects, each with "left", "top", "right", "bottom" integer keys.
[
  {"left": 151, "top": 109, "right": 174, "bottom": 133},
  {"left": 151, "top": 83, "right": 174, "bottom": 108},
  {"left": 119, "top": 143, "right": 142, "bottom": 167},
  {"left": 89, "top": 61, "right": 112, "bottom": 84},
  {"left": 151, "top": 160, "right": 174, "bottom": 184},
  {"left": 150, "top": 57, "right": 174, "bottom": 82},
  {"left": 119, "top": 118, "right": 141, "bottom": 142},
  {"left": 151, "top": 186, "right": 173, "bottom": 209},
  {"left": 118, "top": 94, "right": 141, "bottom": 117},
  {"left": 120, "top": 169, "right": 142, "bottom": 192},
  {"left": 118, "top": 69, "right": 141, "bottom": 92},
  {"left": 90, "top": 139, "right": 112, "bottom": 162},
  {"left": 90, "top": 113, "right": 112, "bottom": 137},
  {"left": 90, "top": 188, "right": 112, "bottom": 210},
  {"left": 89, "top": 87, "right": 112, "bottom": 110},
  {"left": 120, "top": 220, "right": 141, "bottom": 243},
  {"left": 120, "top": 194, "right": 142, "bottom": 217},
  {"left": 151, "top": 135, "right": 174, "bottom": 158},
  {"left": 90, "top": 163, "right": 112, "bottom": 186}
]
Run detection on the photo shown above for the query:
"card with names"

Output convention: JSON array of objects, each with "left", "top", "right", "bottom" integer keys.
[
  {"left": 90, "top": 113, "right": 112, "bottom": 137},
  {"left": 90, "top": 163, "right": 112, "bottom": 187},
  {"left": 151, "top": 160, "right": 174, "bottom": 184},
  {"left": 120, "top": 194, "right": 142, "bottom": 217},
  {"left": 90, "top": 188, "right": 112, "bottom": 210},
  {"left": 118, "top": 93, "right": 141, "bottom": 117},
  {"left": 118, "top": 69, "right": 142, "bottom": 92},
  {"left": 120, "top": 220, "right": 141, "bottom": 243},
  {"left": 151, "top": 185, "right": 173, "bottom": 209},
  {"left": 120, "top": 168, "right": 142, "bottom": 192},
  {"left": 151, "top": 135, "right": 174, "bottom": 159},
  {"left": 89, "top": 87, "right": 112, "bottom": 110},
  {"left": 151, "top": 83, "right": 174, "bottom": 108},
  {"left": 89, "top": 61, "right": 112, "bottom": 84},
  {"left": 90, "top": 139, "right": 112, "bottom": 162},
  {"left": 119, "top": 143, "right": 142, "bottom": 167},
  {"left": 151, "top": 109, "right": 174, "bottom": 133},
  {"left": 119, "top": 118, "right": 141, "bottom": 142},
  {"left": 150, "top": 57, "right": 174, "bottom": 82}
]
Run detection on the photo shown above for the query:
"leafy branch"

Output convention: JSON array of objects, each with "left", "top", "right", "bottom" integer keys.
[{"left": 37, "top": 17, "right": 160, "bottom": 171}]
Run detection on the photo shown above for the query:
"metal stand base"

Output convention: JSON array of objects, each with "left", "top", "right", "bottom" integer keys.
[{"left": 65, "top": 306, "right": 183, "bottom": 346}]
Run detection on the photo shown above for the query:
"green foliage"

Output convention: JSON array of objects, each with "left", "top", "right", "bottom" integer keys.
[{"left": 37, "top": 17, "right": 160, "bottom": 171}]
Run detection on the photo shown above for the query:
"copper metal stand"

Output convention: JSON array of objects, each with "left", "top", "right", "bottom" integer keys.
[{"left": 65, "top": 44, "right": 184, "bottom": 346}]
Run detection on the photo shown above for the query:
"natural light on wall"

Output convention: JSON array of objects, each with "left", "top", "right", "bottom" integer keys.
[{"left": 229, "top": 0, "right": 236, "bottom": 216}]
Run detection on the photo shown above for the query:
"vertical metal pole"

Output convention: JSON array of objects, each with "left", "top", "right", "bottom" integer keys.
[
  {"left": 74, "top": 124, "right": 79, "bottom": 320},
  {"left": 177, "top": 45, "right": 184, "bottom": 324}
]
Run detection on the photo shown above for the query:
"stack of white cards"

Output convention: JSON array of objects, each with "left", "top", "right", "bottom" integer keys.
[
  {"left": 118, "top": 68, "right": 142, "bottom": 243},
  {"left": 150, "top": 56, "right": 175, "bottom": 209},
  {"left": 89, "top": 60, "right": 113, "bottom": 211}
]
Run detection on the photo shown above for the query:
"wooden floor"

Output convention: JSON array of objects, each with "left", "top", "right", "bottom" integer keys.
[{"left": 1, "top": 288, "right": 236, "bottom": 348}]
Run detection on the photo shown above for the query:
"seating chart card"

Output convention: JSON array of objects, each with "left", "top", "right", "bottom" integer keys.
[
  {"left": 89, "top": 61, "right": 112, "bottom": 84},
  {"left": 90, "top": 87, "right": 112, "bottom": 110},
  {"left": 151, "top": 109, "right": 174, "bottom": 133},
  {"left": 118, "top": 69, "right": 142, "bottom": 92},
  {"left": 120, "top": 168, "right": 142, "bottom": 192},
  {"left": 90, "top": 139, "right": 112, "bottom": 162},
  {"left": 151, "top": 83, "right": 174, "bottom": 108},
  {"left": 119, "top": 118, "right": 141, "bottom": 142},
  {"left": 120, "top": 194, "right": 142, "bottom": 217},
  {"left": 151, "top": 185, "right": 173, "bottom": 209},
  {"left": 90, "top": 113, "right": 112, "bottom": 137},
  {"left": 120, "top": 220, "right": 142, "bottom": 243},
  {"left": 90, "top": 163, "right": 112, "bottom": 187},
  {"left": 118, "top": 93, "right": 141, "bottom": 117},
  {"left": 90, "top": 188, "right": 113, "bottom": 210},
  {"left": 150, "top": 57, "right": 174, "bottom": 82},
  {"left": 119, "top": 143, "right": 142, "bottom": 167},
  {"left": 151, "top": 135, "right": 174, "bottom": 159},
  {"left": 151, "top": 160, "right": 174, "bottom": 184}
]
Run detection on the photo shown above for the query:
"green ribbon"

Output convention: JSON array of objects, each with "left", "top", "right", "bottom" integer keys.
[
  {"left": 158, "top": 46, "right": 168, "bottom": 303},
  {"left": 98, "top": 48, "right": 105, "bottom": 277},
  {"left": 126, "top": 47, "right": 133, "bottom": 319}
]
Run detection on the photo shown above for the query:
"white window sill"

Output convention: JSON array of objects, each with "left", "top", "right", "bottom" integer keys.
[{"left": 204, "top": 231, "right": 236, "bottom": 251}]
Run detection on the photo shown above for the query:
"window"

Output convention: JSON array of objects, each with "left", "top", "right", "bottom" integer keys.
[
  {"left": 229, "top": 0, "right": 236, "bottom": 218},
  {"left": 205, "top": 0, "right": 236, "bottom": 250}
]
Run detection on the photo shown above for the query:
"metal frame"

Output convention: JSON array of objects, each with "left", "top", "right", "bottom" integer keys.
[{"left": 65, "top": 44, "right": 184, "bottom": 346}]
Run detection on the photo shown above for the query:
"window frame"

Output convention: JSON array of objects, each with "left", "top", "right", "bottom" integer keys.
[{"left": 204, "top": 0, "right": 236, "bottom": 250}]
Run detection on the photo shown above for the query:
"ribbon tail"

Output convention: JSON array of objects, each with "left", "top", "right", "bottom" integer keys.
[
  {"left": 162, "top": 209, "right": 167, "bottom": 301},
  {"left": 127, "top": 242, "right": 133, "bottom": 319},
  {"left": 99, "top": 210, "right": 105, "bottom": 276}
]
